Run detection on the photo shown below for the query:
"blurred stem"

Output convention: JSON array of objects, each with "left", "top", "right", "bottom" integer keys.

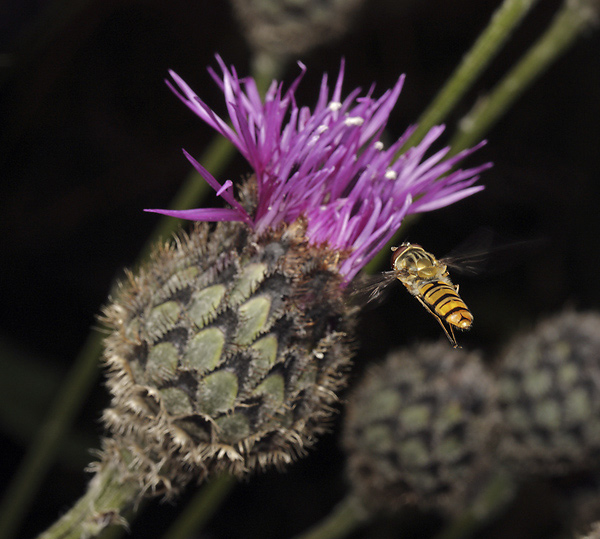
[
  {"left": 37, "top": 458, "right": 140, "bottom": 539},
  {"left": 434, "top": 471, "right": 515, "bottom": 539},
  {"left": 291, "top": 495, "right": 369, "bottom": 539},
  {"left": 0, "top": 336, "right": 94, "bottom": 465},
  {"left": 138, "top": 136, "right": 235, "bottom": 261},
  {"left": 449, "top": 0, "right": 600, "bottom": 155},
  {"left": 251, "top": 50, "right": 289, "bottom": 89},
  {"left": 0, "top": 329, "right": 105, "bottom": 539},
  {"left": 401, "top": 0, "right": 539, "bottom": 152},
  {"left": 380, "top": 0, "right": 539, "bottom": 274},
  {"left": 160, "top": 474, "right": 236, "bottom": 539}
]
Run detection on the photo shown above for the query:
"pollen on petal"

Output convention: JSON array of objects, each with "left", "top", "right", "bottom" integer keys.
[{"left": 344, "top": 116, "right": 364, "bottom": 126}]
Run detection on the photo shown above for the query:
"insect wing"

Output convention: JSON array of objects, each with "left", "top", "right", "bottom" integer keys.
[
  {"left": 439, "top": 229, "right": 494, "bottom": 275},
  {"left": 348, "top": 271, "right": 398, "bottom": 307},
  {"left": 440, "top": 230, "right": 543, "bottom": 276}
]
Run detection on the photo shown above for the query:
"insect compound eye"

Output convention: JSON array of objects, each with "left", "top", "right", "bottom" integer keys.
[
  {"left": 391, "top": 245, "right": 408, "bottom": 268},
  {"left": 391, "top": 242, "right": 418, "bottom": 267}
]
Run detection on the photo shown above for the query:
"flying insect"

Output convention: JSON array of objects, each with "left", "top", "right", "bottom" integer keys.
[{"left": 359, "top": 242, "right": 475, "bottom": 348}]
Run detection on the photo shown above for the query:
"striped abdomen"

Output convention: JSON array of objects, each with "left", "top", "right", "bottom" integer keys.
[{"left": 418, "top": 281, "right": 473, "bottom": 330}]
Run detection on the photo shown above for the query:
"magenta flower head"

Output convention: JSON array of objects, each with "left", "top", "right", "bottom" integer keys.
[
  {"left": 90, "top": 57, "right": 491, "bottom": 526},
  {"left": 146, "top": 56, "right": 489, "bottom": 282}
]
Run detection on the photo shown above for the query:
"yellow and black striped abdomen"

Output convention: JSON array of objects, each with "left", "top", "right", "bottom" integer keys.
[{"left": 418, "top": 281, "right": 473, "bottom": 330}]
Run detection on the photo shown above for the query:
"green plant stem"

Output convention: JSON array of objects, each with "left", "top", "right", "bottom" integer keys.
[
  {"left": 434, "top": 471, "right": 515, "bottom": 539},
  {"left": 251, "top": 50, "right": 289, "bottom": 90},
  {"left": 0, "top": 330, "right": 105, "bottom": 539},
  {"left": 138, "top": 135, "right": 235, "bottom": 262},
  {"left": 374, "top": 0, "right": 539, "bottom": 274},
  {"left": 449, "top": 0, "right": 599, "bottom": 155},
  {"left": 0, "top": 336, "right": 94, "bottom": 465},
  {"left": 37, "top": 459, "right": 140, "bottom": 539},
  {"left": 161, "top": 474, "right": 236, "bottom": 539},
  {"left": 402, "top": 0, "right": 539, "bottom": 152},
  {"left": 291, "top": 495, "right": 369, "bottom": 539}
]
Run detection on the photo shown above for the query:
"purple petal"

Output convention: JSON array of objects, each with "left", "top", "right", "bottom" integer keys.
[
  {"left": 144, "top": 208, "right": 246, "bottom": 222},
  {"left": 158, "top": 58, "right": 490, "bottom": 279}
]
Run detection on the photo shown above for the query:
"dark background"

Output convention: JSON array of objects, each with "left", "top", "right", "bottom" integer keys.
[{"left": 1, "top": 0, "right": 599, "bottom": 537}]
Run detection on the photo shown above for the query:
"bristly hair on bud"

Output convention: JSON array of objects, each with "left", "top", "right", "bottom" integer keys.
[
  {"left": 146, "top": 55, "right": 490, "bottom": 282},
  {"left": 101, "top": 215, "right": 358, "bottom": 498}
]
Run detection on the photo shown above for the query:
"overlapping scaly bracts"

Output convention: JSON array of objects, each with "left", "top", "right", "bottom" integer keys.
[{"left": 101, "top": 216, "right": 357, "bottom": 494}]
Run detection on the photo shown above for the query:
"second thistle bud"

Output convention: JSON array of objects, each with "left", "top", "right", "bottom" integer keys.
[
  {"left": 342, "top": 343, "right": 497, "bottom": 516},
  {"left": 100, "top": 217, "right": 356, "bottom": 496},
  {"left": 497, "top": 311, "right": 600, "bottom": 477}
]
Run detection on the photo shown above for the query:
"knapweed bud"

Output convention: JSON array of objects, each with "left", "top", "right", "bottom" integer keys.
[
  {"left": 100, "top": 54, "right": 488, "bottom": 501},
  {"left": 101, "top": 215, "right": 356, "bottom": 494},
  {"left": 229, "top": 0, "right": 365, "bottom": 58},
  {"left": 497, "top": 311, "right": 600, "bottom": 476},
  {"left": 342, "top": 343, "right": 497, "bottom": 516},
  {"left": 580, "top": 522, "right": 600, "bottom": 539}
]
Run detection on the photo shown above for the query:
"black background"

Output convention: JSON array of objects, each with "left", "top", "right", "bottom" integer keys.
[{"left": 1, "top": 0, "right": 599, "bottom": 537}]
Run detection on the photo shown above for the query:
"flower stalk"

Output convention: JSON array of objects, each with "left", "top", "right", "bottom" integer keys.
[
  {"left": 38, "top": 457, "right": 140, "bottom": 539},
  {"left": 402, "top": 0, "right": 540, "bottom": 152},
  {"left": 160, "top": 474, "right": 236, "bottom": 539},
  {"left": 291, "top": 495, "right": 369, "bottom": 539},
  {"left": 449, "top": 0, "right": 600, "bottom": 154}
]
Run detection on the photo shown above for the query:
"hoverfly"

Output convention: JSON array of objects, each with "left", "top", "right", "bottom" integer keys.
[
  {"left": 357, "top": 242, "right": 478, "bottom": 348},
  {"left": 391, "top": 242, "right": 472, "bottom": 347},
  {"left": 354, "top": 233, "right": 540, "bottom": 347}
]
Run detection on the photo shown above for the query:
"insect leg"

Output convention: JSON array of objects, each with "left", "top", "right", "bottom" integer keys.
[{"left": 414, "top": 295, "right": 460, "bottom": 348}]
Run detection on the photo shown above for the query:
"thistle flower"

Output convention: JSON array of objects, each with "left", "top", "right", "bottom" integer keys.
[
  {"left": 122, "top": 55, "right": 489, "bottom": 493},
  {"left": 147, "top": 56, "right": 489, "bottom": 282},
  {"left": 43, "top": 59, "right": 489, "bottom": 537}
]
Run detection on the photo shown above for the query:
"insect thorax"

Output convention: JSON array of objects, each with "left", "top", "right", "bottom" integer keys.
[{"left": 393, "top": 245, "right": 447, "bottom": 282}]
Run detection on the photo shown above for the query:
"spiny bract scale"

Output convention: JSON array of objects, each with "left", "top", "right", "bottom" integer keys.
[{"left": 101, "top": 219, "right": 356, "bottom": 495}]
